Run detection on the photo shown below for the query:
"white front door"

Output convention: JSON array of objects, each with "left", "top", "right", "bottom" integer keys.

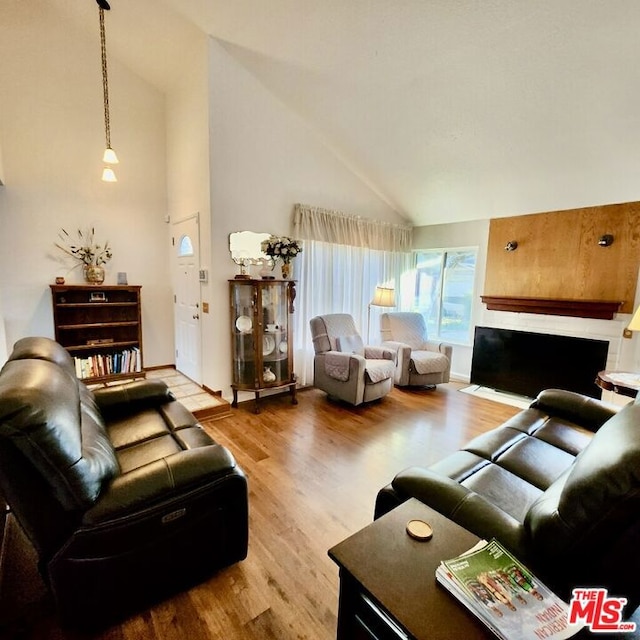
[{"left": 171, "top": 214, "right": 201, "bottom": 384}]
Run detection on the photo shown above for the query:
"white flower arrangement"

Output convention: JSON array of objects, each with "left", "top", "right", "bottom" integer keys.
[{"left": 260, "top": 235, "right": 302, "bottom": 264}]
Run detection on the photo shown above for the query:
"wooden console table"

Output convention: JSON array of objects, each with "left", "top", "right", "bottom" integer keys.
[{"left": 328, "top": 499, "right": 493, "bottom": 640}]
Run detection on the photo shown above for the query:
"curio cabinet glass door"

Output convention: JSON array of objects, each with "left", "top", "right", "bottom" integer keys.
[{"left": 229, "top": 278, "right": 297, "bottom": 413}]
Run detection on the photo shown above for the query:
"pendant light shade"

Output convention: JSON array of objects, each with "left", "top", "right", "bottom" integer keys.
[
  {"left": 101, "top": 166, "right": 117, "bottom": 183},
  {"left": 103, "top": 147, "right": 119, "bottom": 165},
  {"left": 98, "top": 2, "right": 118, "bottom": 181}
]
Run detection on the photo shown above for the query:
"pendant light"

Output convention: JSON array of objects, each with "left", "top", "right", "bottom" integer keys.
[{"left": 97, "top": 0, "right": 118, "bottom": 182}]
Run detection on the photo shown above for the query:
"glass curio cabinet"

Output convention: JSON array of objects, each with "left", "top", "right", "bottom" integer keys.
[{"left": 229, "top": 278, "right": 298, "bottom": 413}]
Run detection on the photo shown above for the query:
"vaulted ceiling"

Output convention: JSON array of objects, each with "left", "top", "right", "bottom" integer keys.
[{"left": 55, "top": 1, "right": 640, "bottom": 226}]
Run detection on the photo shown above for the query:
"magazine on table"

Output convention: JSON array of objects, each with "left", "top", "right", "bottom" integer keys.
[{"left": 436, "top": 538, "right": 583, "bottom": 640}]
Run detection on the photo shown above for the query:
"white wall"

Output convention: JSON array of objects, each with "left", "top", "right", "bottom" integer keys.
[
  {"left": 0, "top": 1, "right": 173, "bottom": 366},
  {"left": 165, "top": 32, "right": 211, "bottom": 383},
  {"left": 206, "top": 37, "right": 407, "bottom": 398}
]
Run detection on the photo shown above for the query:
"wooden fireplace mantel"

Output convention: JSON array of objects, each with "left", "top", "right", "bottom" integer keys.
[{"left": 480, "top": 296, "right": 624, "bottom": 320}]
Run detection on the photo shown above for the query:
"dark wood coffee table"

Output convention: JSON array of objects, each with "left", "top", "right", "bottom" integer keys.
[{"left": 328, "top": 498, "right": 494, "bottom": 640}]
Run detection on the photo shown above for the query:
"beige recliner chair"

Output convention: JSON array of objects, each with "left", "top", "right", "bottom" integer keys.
[
  {"left": 380, "top": 312, "right": 452, "bottom": 388},
  {"left": 309, "top": 313, "right": 396, "bottom": 406}
]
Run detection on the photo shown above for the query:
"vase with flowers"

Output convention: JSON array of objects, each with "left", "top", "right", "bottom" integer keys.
[
  {"left": 56, "top": 227, "right": 112, "bottom": 284},
  {"left": 260, "top": 235, "right": 302, "bottom": 279}
]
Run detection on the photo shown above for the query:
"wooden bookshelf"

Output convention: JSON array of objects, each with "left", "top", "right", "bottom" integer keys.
[{"left": 50, "top": 284, "right": 144, "bottom": 384}]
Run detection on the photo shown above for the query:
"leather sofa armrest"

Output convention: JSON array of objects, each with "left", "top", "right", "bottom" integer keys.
[
  {"left": 93, "top": 379, "right": 175, "bottom": 420},
  {"left": 83, "top": 445, "right": 237, "bottom": 525},
  {"left": 392, "top": 467, "right": 528, "bottom": 558},
  {"left": 530, "top": 388, "right": 619, "bottom": 433}
]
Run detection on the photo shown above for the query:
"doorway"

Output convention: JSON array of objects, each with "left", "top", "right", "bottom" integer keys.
[{"left": 171, "top": 214, "right": 202, "bottom": 384}]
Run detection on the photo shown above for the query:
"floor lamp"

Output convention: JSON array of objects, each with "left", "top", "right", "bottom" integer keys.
[{"left": 367, "top": 286, "right": 396, "bottom": 342}]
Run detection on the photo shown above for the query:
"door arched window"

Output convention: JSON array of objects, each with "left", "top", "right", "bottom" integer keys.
[{"left": 178, "top": 235, "right": 194, "bottom": 257}]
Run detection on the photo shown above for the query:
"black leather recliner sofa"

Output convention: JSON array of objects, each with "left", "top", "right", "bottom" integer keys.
[
  {"left": 0, "top": 337, "right": 248, "bottom": 627},
  {"left": 376, "top": 388, "right": 640, "bottom": 610}
]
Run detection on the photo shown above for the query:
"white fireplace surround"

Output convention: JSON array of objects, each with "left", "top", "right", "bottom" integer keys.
[{"left": 478, "top": 308, "right": 640, "bottom": 405}]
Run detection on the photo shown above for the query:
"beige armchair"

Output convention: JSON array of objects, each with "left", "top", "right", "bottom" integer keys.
[
  {"left": 380, "top": 312, "right": 452, "bottom": 388},
  {"left": 309, "top": 313, "right": 396, "bottom": 406}
]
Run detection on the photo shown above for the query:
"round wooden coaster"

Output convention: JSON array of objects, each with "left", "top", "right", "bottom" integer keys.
[{"left": 406, "top": 519, "right": 433, "bottom": 541}]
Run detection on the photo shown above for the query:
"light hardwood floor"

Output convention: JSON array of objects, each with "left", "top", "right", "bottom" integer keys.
[{"left": 7, "top": 383, "right": 520, "bottom": 640}]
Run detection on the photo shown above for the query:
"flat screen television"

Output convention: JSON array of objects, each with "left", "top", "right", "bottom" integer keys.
[{"left": 470, "top": 326, "right": 609, "bottom": 399}]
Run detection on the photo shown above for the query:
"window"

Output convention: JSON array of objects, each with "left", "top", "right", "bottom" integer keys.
[
  {"left": 413, "top": 248, "right": 477, "bottom": 344},
  {"left": 178, "top": 235, "right": 194, "bottom": 257}
]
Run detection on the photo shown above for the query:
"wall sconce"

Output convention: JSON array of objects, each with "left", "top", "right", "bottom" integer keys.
[
  {"left": 598, "top": 234, "right": 614, "bottom": 247},
  {"left": 504, "top": 241, "right": 518, "bottom": 251}
]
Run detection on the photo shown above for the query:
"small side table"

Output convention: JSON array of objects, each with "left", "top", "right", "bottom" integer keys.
[
  {"left": 328, "top": 499, "right": 493, "bottom": 640},
  {"left": 596, "top": 371, "right": 640, "bottom": 399}
]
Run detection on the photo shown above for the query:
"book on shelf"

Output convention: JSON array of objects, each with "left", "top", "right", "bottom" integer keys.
[
  {"left": 436, "top": 538, "right": 583, "bottom": 640},
  {"left": 73, "top": 347, "right": 142, "bottom": 379}
]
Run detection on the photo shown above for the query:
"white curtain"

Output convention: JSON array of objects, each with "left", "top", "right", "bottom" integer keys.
[{"left": 292, "top": 204, "right": 413, "bottom": 387}]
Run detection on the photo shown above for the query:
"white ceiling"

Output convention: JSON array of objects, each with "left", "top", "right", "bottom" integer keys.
[{"left": 55, "top": 1, "right": 640, "bottom": 226}]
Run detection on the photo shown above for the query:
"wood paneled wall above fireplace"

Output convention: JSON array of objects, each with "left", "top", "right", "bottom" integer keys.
[{"left": 483, "top": 201, "right": 640, "bottom": 317}]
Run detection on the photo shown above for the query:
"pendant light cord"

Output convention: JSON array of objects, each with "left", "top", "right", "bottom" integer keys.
[{"left": 99, "top": 8, "right": 112, "bottom": 150}]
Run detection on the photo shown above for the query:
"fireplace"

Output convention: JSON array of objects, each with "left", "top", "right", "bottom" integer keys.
[{"left": 470, "top": 326, "right": 609, "bottom": 399}]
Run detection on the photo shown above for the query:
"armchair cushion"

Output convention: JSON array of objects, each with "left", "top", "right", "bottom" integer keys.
[
  {"left": 365, "top": 358, "right": 396, "bottom": 384},
  {"left": 381, "top": 312, "right": 428, "bottom": 350},
  {"left": 311, "top": 313, "right": 359, "bottom": 352},
  {"left": 410, "top": 349, "right": 450, "bottom": 375},
  {"left": 336, "top": 334, "right": 365, "bottom": 356}
]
